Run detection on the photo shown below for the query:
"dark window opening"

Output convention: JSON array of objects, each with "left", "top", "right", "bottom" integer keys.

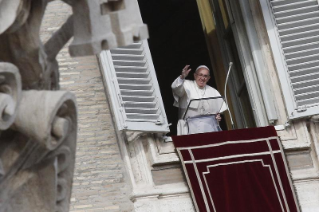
[{"left": 138, "top": 0, "right": 254, "bottom": 135}]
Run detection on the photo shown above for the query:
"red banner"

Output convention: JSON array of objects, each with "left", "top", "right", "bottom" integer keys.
[{"left": 172, "top": 126, "right": 300, "bottom": 212}]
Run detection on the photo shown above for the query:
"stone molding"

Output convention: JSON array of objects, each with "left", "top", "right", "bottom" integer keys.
[{"left": 0, "top": 0, "right": 149, "bottom": 211}]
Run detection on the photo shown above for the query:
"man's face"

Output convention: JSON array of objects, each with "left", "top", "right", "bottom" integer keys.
[{"left": 194, "top": 68, "right": 210, "bottom": 88}]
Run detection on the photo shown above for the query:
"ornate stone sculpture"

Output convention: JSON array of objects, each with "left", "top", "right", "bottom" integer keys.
[{"left": 0, "top": 0, "right": 148, "bottom": 211}]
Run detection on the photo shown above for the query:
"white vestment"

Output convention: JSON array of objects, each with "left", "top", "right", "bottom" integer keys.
[{"left": 171, "top": 77, "right": 227, "bottom": 135}]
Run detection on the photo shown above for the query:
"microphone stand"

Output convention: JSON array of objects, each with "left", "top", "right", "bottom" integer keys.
[{"left": 224, "top": 62, "right": 235, "bottom": 129}]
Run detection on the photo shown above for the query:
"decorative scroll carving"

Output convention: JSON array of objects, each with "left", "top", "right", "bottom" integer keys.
[
  {"left": 0, "top": 91, "right": 77, "bottom": 212},
  {"left": 0, "top": 63, "right": 21, "bottom": 130},
  {"left": 13, "top": 91, "right": 75, "bottom": 151},
  {"left": 0, "top": 0, "right": 148, "bottom": 211}
]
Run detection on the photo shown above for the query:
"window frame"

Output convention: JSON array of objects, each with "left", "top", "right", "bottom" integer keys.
[{"left": 213, "top": 0, "right": 271, "bottom": 127}]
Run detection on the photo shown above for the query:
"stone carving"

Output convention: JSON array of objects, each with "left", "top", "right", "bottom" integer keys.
[
  {"left": 0, "top": 0, "right": 21, "bottom": 34},
  {"left": 68, "top": 0, "right": 118, "bottom": 57},
  {"left": 0, "top": 63, "right": 21, "bottom": 130},
  {"left": 125, "top": 130, "right": 147, "bottom": 143},
  {"left": 0, "top": 91, "right": 77, "bottom": 212},
  {"left": 109, "top": 0, "right": 148, "bottom": 46},
  {"left": 100, "top": 0, "right": 125, "bottom": 15},
  {"left": 65, "top": 0, "right": 148, "bottom": 56},
  {"left": 0, "top": 0, "right": 148, "bottom": 211},
  {"left": 13, "top": 91, "right": 74, "bottom": 151}
]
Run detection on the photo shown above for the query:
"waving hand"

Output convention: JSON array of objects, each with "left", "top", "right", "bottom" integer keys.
[{"left": 180, "top": 65, "right": 191, "bottom": 79}]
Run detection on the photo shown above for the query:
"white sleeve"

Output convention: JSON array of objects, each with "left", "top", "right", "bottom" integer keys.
[
  {"left": 175, "top": 77, "right": 184, "bottom": 86},
  {"left": 171, "top": 76, "right": 185, "bottom": 97},
  {"left": 171, "top": 76, "right": 186, "bottom": 107}
]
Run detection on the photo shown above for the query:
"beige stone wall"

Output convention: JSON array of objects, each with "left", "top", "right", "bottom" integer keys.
[{"left": 40, "top": 1, "right": 133, "bottom": 211}]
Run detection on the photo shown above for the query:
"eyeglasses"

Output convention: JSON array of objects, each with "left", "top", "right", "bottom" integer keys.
[{"left": 196, "top": 73, "right": 210, "bottom": 79}]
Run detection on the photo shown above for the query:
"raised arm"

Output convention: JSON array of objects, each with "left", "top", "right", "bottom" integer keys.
[{"left": 171, "top": 65, "right": 191, "bottom": 97}]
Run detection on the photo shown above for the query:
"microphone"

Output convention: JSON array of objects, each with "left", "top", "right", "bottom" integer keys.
[{"left": 224, "top": 62, "right": 235, "bottom": 129}]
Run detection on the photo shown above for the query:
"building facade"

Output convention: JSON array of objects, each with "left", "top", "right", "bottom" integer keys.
[{"left": 41, "top": 0, "right": 319, "bottom": 211}]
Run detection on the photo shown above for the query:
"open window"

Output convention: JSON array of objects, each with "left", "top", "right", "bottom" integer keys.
[
  {"left": 137, "top": 0, "right": 228, "bottom": 135},
  {"left": 209, "top": 0, "right": 281, "bottom": 128},
  {"left": 196, "top": 0, "right": 271, "bottom": 128},
  {"left": 136, "top": 0, "right": 269, "bottom": 135},
  {"left": 211, "top": 0, "right": 257, "bottom": 128},
  {"left": 100, "top": 0, "right": 275, "bottom": 136}
]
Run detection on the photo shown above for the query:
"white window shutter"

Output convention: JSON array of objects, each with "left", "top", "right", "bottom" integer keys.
[
  {"left": 99, "top": 41, "right": 169, "bottom": 133},
  {"left": 259, "top": 0, "right": 319, "bottom": 119}
]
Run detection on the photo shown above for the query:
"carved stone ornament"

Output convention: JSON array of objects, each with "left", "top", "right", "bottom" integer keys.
[
  {"left": 0, "top": 0, "right": 148, "bottom": 211},
  {"left": 0, "top": 63, "right": 21, "bottom": 130},
  {"left": 108, "top": 0, "right": 148, "bottom": 46},
  {"left": 125, "top": 130, "right": 147, "bottom": 143}
]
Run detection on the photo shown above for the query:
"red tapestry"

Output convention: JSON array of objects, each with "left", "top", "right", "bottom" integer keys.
[{"left": 172, "top": 126, "right": 300, "bottom": 212}]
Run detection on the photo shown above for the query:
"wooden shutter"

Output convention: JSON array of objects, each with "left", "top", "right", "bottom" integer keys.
[
  {"left": 99, "top": 41, "right": 169, "bottom": 133},
  {"left": 260, "top": 0, "right": 319, "bottom": 119}
]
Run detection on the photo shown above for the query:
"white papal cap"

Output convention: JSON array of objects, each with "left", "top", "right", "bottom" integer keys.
[{"left": 195, "top": 65, "right": 210, "bottom": 74}]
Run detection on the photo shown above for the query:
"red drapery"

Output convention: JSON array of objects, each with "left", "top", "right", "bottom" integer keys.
[{"left": 172, "top": 126, "right": 300, "bottom": 212}]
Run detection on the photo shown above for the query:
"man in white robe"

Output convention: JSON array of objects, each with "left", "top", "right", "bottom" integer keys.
[{"left": 171, "top": 65, "right": 227, "bottom": 135}]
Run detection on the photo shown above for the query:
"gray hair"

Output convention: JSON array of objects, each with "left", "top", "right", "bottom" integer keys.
[{"left": 195, "top": 65, "right": 210, "bottom": 75}]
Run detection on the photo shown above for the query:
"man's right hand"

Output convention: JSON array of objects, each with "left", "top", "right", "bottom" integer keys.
[{"left": 180, "top": 65, "right": 191, "bottom": 79}]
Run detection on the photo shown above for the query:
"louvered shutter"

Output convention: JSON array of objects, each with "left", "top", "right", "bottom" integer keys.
[
  {"left": 259, "top": 0, "right": 319, "bottom": 119},
  {"left": 99, "top": 41, "right": 169, "bottom": 133}
]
